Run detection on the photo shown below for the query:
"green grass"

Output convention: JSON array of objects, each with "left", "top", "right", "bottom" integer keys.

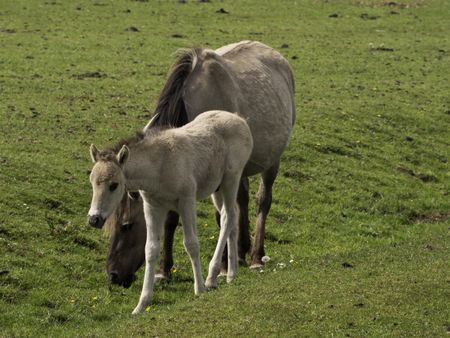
[{"left": 1, "top": 0, "right": 449, "bottom": 336}]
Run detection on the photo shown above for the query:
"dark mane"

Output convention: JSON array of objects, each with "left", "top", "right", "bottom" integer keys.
[
  {"left": 149, "top": 47, "right": 203, "bottom": 128},
  {"left": 98, "top": 132, "right": 146, "bottom": 161}
]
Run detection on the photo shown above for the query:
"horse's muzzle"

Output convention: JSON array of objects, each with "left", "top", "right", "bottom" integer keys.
[
  {"left": 88, "top": 214, "right": 105, "bottom": 228},
  {"left": 109, "top": 271, "right": 136, "bottom": 288}
]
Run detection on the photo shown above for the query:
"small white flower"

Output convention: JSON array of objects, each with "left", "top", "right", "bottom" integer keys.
[
  {"left": 289, "top": 259, "right": 294, "bottom": 263},
  {"left": 261, "top": 256, "right": 271, "bottom": 263},
  {"left": 277, "top": 263, "right": 286, "bottom": 269}
]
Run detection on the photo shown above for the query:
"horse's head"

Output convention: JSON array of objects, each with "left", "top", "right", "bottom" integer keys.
[
  {"left": 87, "top": 144, "right": 129, "bottom": 229},
  {"left": 105, "top": 192, "right": 146, "bottom": 288}
]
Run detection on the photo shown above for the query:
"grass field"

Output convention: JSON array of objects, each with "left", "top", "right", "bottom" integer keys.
[{"left": 1, "top": 0, "right": 449, "bottom": 337}]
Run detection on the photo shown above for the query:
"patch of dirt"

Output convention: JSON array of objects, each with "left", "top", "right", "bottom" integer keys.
[
  {"left": 216, "top": 8, "right": 229, "bottom": 14},
  {"left": 397, "top": 165, "right": 438, "bottom": 183},
  {"left": 369, "top": 44, "right": 394, "bottom": 52},
  {"left": 342, "top": 262, "right": 354, "bottom": 268},
  {"left": 360, "top": 13, "right": 381, "bottom": 20},
  {"left": 409, "top": 211, "right": 450, "bottom": 224},
  {"left": 72, "top": 71, "right": 106, "bottom": 80},
  {"left": 0, "top": 28, "right": 16, "bottom": 33},
  {"left": 354, "top": 1, "right": 424, "bottom": 8},
  {"left": 125, "top": 26, "right": 139, "bottom": 32}
]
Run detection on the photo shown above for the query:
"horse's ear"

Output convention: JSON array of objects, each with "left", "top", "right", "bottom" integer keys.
[
  {"left": 117, "top": 145, "right": 129, "bottom": 166},
  {"left": 90, "top": 144, "right": 100, "bottom": 163}
]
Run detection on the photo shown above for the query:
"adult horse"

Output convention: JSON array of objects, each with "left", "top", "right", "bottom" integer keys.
[{"left": 102, "top": 40, "right": 296, "bottom": 287}]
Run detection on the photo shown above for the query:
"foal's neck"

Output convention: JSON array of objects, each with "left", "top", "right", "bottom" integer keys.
[{"left": 122, "top": 141, "right": 160, "bottom": 191}]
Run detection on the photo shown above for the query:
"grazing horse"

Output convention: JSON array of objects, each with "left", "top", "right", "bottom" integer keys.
[
  {"left": 88, "top": 110, "right": 253, "bottom": 314},
  {"left": 103, "top": 40, "right": 296, "bottom": 287}
]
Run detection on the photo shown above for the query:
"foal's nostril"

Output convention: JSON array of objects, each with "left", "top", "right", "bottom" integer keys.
[
  {"left": 88, "top": 215, "right": 104, "bottom": 228},
  {"left": 109, "top": 272, "right": 119, "bottom": 284}
]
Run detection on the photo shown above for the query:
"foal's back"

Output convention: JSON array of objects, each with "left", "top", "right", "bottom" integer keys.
[{"left": 153, "top": 110, "right": 253, "bottom": 200}]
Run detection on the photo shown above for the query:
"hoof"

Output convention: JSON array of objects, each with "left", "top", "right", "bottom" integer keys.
[
  {"left": 218, "top": 268, "right": 227, "bottom": 278},
  {"left": 250, "top": 262, "right": 264, "bottom": 269},
  {"left": 205, "top": 279, "right": 218, "bottom": 289},
  {"left": 132, "top": 306, "right": 145, "bottom": 315},
  {"left": 195, "top": 283, "right": 207, "bottom": 295},
  {"left": 226, "top": 275, "right": 235, "bottom": 284},
  {"left": 154, "top": 273, "right": 169, "bottom": 283}
]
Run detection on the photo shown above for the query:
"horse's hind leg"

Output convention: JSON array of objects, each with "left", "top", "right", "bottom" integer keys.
[
  {"left": 157, "top": 211, "right": 179, "bottom": 280},
  {"left": 237, "top": 177, "right": 250, "bottom": 265},
  {"left": 250, "top": 161, "right": 280, "bottom": 269}
]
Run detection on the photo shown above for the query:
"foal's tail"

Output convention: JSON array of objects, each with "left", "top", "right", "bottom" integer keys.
[{"left": 145, "top": 48, "right": 202, "bottom": 129}]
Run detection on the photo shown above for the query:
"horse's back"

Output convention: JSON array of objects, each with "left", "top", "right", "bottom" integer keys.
[{"left": 184, "top": 41, "right": 295, "bottom": 176}]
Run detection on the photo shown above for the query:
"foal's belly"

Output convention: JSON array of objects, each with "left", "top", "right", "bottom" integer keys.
[{"left": 195, "top": 173, "right": 222, "bottom": 200}]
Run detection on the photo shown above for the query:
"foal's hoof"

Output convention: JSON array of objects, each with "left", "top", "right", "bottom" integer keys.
[
  {"left": 132, "top": 306, "right": 145, "bottom": 315},
  {"left": 155, "top": 273, "right": 169, "bottom": 283},
  {"left": 195, "top": 283, "right": 207, "bottom": 294}
]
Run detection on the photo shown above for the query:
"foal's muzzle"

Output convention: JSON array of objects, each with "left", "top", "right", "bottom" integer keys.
[{"left": 88, "top": 215, "right": 105, "bottom": 228}]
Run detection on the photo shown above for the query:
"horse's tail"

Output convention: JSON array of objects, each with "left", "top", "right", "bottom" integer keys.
[{"left": 146, "top": 48, "right": 202, "bottom": 129}]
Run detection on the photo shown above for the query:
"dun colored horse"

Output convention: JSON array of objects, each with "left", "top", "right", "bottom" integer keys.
[
  {"left": 101, "top": 41, "right": 296, "bottom": 287},
  {"left": 88, "top": 110, "right": 253, "bottom": 313}
]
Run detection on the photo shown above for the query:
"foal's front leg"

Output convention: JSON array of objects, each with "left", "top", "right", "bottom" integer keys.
[
  {"left": 132, "top": 202, "right": 167, "bottom": 315},
  {"left": 178, "top": 197, "right": 206, "bottom": 295}
]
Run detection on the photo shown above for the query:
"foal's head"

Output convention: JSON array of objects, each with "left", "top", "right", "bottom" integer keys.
[{"left": 88, "top": 144, "right": 129, "bottom": 228}]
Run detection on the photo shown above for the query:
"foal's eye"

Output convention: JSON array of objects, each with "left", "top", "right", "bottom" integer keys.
[{"left": 109, "top": 182, "right": 119, "bottom": 192}]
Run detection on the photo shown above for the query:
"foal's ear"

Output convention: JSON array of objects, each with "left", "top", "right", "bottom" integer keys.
[
  {"left": 90, "top": 144, "right": 100, "bottom": 163},
  {"left": 117, "top": 145, "right": 129, "bottom": 166}
]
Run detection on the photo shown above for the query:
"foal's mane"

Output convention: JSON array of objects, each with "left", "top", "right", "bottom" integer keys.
[
  {"left": 148, "top": 47, "right": 203, "bottom": 128},
  {"left": 97, "top": 132, "right": 146, "bottom": 162}
]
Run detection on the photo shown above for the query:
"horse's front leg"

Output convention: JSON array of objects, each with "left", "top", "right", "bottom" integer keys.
[
  {"left": 178, "top": 197, "right": 206, "bottom": 295},
  {"left": 156, "top": 211, "right": 179, "bottom": 281},
  {"left": 132, "top": 202, "right": 167, "bottom": 315}
]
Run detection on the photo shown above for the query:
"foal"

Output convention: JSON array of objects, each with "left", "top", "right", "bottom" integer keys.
[{"left": 88, "top": 110, "right": 253, "bottom": 314}]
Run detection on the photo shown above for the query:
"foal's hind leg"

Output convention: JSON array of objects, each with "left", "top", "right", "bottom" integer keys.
[
  {"left": 207, "top": 178, "right": 239, "bottom": 288},
  {"left": 178, "top": 197, "right": 206, "bottom": 295},
  {"left": 157, "top": 211, "right": 179, "bottom": 281},
  {"left": 220, "top": 177, "right": 250, "bottom": 273},
  {"left": 250, "top": 162, "right": 280, "bottom": 268}
]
